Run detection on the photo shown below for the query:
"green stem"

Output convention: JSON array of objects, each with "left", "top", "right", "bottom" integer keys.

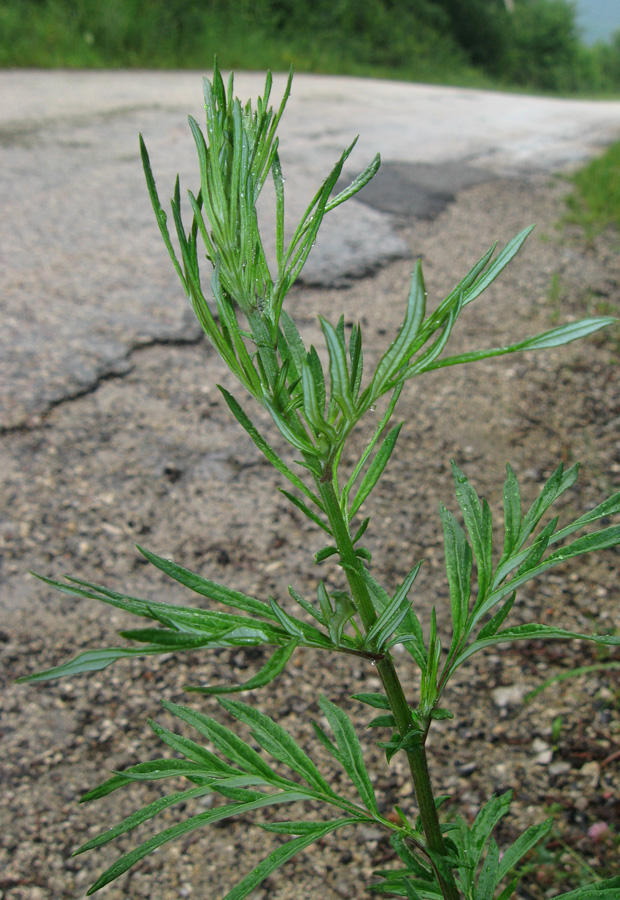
[{"left": 316, "top": 476, "right": 461, "bottom": 900}]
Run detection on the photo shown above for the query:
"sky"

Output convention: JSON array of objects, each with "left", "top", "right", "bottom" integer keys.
[{"left": 574, "top": 0, "right": 620, "bottom": 44}]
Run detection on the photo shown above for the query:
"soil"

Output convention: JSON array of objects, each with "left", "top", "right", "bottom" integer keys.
[{"left": 2, "top": 173, "right": 619, "bottom": 900}]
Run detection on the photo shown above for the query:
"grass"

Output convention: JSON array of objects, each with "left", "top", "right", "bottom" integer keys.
[
  {"left": 2, "top": 0, "right": 620, "bottom": 98},
  {"left": 565, "top": 141, "right": 620, "bottom": 237}
]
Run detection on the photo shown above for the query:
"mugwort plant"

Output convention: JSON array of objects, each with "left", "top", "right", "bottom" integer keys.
[{"left": 19, "top": 65, "right": 620, "bottom": 900}]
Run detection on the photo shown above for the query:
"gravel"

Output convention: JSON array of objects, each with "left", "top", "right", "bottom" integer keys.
[{"left": 2, "top": 167, "right": 620, "bottom": 898}]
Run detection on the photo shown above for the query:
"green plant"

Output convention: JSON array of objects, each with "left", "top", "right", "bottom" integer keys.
[
  {"left": 17, "top": 65, "right": 620, "bottom": 900},
  {"left": 565, "top": 140, "right": 620, "bottom": 238}
]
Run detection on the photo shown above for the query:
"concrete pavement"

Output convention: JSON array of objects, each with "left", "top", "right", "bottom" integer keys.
[{"left": 2, "top": 70, "right": 620, "bottom": 429}]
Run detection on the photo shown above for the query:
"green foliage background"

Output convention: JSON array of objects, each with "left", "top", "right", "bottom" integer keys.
[{"left": 2, "top": 0, "right": 620, "bottom": 94}]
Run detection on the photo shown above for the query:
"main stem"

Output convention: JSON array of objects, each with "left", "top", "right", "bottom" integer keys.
[{"left": 316, "top": 477, "right": 461, "bottom": 900}]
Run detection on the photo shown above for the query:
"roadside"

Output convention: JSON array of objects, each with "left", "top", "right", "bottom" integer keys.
[{"left": 1, "top": 164, "right": 619, "bottom": 898}]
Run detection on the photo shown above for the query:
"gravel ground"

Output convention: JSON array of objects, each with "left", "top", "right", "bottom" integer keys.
[{"left": 2, "top": 172, "right": 620, "bottom": 900}]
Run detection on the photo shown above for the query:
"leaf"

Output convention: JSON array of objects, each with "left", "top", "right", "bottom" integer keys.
[
  {"left": 349, "top": 323, "right": 364, "bottom": 398},
  {"left": 501, "top": 463, "right": 521, "bottom": 562},
  {"left": 222, "top": 819, "right": 360, "bottom": 900},
  {"left": 474, "top": 522, "right": 620, "bottom": 626},
  {"left": 86, "top": 791, "right": 309, "bottom": 895},
  {"left": 496, "top": 818, "right": 552, "bottom": 881},
  {"left": 279, "top": 488, "right": 332, "bottom": 533},
  {"left": 362, "top": 576, "right": 417, "bottom": 652},
  {"left": 470, "top": 794, "right": 512, "bottom": 865},
  {"left": 475, "top": 840, "right": 499, "bottom": 900},
  {"left": 139, "top": 135, "right": 187, "bottom": 291},
  {"left": 462, "top": 226, "right": 534, "bottom": 307},
  {"left": 518, "top": 463, "right": 578, "bottom": 550},
  {"left": 372, "top": 261, "right": 426, "bottom": 394},
  {"left": 160, "top": 699, "right": 279, "bottom": 782},
  {"left": 476, "top": 592, "right": 515, "bottom": 641},
  {"left": 147, "top": 719, "right": 238, "bottom": 772},
  {"left": 344, "top": 387, "right": 402, "bottom": 512},
  {"left": 320, "top": 317, "right": 355, "bottom": 421},
  {"left": 524, "top": 661, "right": 620, "bottom": 702},
  {"left": 351, "top": 692, "right": 391, "bottom": 710},
  {"left": 137, "top": 544, "right": 276, "bottom": 619},
  {"left": 496, "top": 881, "right": 517, "bottom": 900},
  {"left": 318, "top": 696, "right": 379, "bottom": 814},
  {"left": 301, "top": 356, "right": 333, "bottom": 438},
  {"left": 420, "top": 318, "right": 616, "bottom": 373},
  {"left": 218, "top": 697, "right": 336, "bottom": 796},
  {"left": 550, "top": 489, "right": 620, "bottom": 545},
  {"left": 326, "top": 153, "right": 381, "bottom": 211},
  {"left": 349, "top": 423, "right": 403, "bottom": 517},
  {"left": 450, "top": 623, "right": 620, "bottom": 673},
  {"left": 451, "top": 462, "right": 492, "bottom": 599},
  {"left": 74, "top": 784, "right": 214, "bottom": 853},
  {"left": 440, "top": 504, "right": 472, "bottom": 649},
  {"left": 16, "top": 645, "right": 176, "bottom": 683},
  {"left": 186, "top": 638, "right": 299, "bottom": 694},
  {"left": 218, "top": 387, "right": 322, "bottom": 508},
  {"left": 551, "top": 877, "right": 620, "bottom": 899}
]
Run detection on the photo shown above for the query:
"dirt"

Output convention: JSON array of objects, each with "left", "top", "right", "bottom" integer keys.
[{"left": 1, "top": 173, "right": 619, "bottom": 900}]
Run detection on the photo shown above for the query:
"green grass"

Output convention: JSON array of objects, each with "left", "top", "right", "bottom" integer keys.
[
  {"left": 566, "top": 141, "right": 620, "bottom": 237},
  {"left": 2, "top": 0, "right": 620, "bottom": 98},
  {"left": 0, "top": 0, "right": 484, "bottom": 88}
]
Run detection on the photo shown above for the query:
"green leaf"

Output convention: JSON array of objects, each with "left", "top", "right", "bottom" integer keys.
[
  {"left": 147, "top": 719, "right": 238, "bottom": 772},
  {"left": 222, "top": 819, "right": 360, "bottom": 900},
  {"left": 421, "top": 318, "right": 615, "bottom": 373},
  {"left": 450, "top": 623, "right": 620, "bottom": 673},
  {"left": 475, "top": 522, "right": 620, "bottom": 625},
  {"left": 470, "top": 793, "right": 512, "bottom": 866},
  {"left": 86, "top": 791, "right": 309, "bottom": 895},
  {"left": 462, "top": 226, "right": 534, "bottom": 307},
  {"left": 550, "top": 489, "right": 620, "bottom": 545},
  {"left": 218, "top": 387, "right": 322, "bottom": 508},
  {"left": 349, "top": 423, "right": 403, "bottom": 517},
  {"left": 552, "top": 877, "right": 620, "bottom": 899},
  {"left": 318, "top": 696, "right": 379, "bottom": 814},
  {"left": 160, "top": 699, "right": 280, "bottom": 782},
  {"left": 368, "top": 714, "right": 398, "bottom": 728},
  {"left": 139, "top": 135, "right": 187, "bottom": 292},
  {"left": 525, "top": 661, "right": 620, "bottom": 702},
  {"left": 75, "top": 783, "right": 214, "bottom": 854},
  {"left": 501, "top": 463, "right": 522, "bottom": 562},
  {"left": 440, "top": 504, "right": 472, "bottom": 650},
  {"left": 372, "top": 262, "right": 426, "bottom": 394},
  {"left": 218, "top": 697, "right": 336, "bottom": 796},
  {"left": 16, "top": 645, "right": 175, "bottom": 683},
  {"left": 351, "top": 692, "right": 391, "bottom": 710},
  {"left": 475, "top": 839, "right": 499, "bottom": 900},
  {"left": 301, "top": 355, "right": 334, "bottom": 438},
  {"left": 186, "top": 638, "right": 299, "bottom": 694},
  {"left": 137, "top": 544, "right": 276, "bottom": 619},
  {"left": 450, "top": 462, "right": 492, "bottom": 599},
  {"left": 343, "top": 384, "right": 402, "bottom": 508},
  {"left": 326, "top": 153, "right": 381, "bottom": 212},
  {"left": 496, "top": 818, "right": 552, "bottom": 881},
  {"left": 362, "top": 569, "right": 420, "bottom": 652},
  {"left": 518, "top": 463, "right": 578, "bottom": 551},
  {"left": 279, "top": 488, "right": 332, "bottom": 533},
  {"left": 496, "top": 880, "right": 517, "bottom": 900},
  {"left": 476, "top": 592, "right": 515, "bottom": 641},
  {"left": 288, "top": 585, "right": 326, "bottom": 625},
  {"left": 320, "top": 317, "right": 356, "bottom": 421},
  {"left": 349, "top": 323, "right": 364, "bottom": 398}
]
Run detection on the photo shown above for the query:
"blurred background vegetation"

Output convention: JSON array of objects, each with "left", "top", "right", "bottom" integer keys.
[{"left": 1, "top": 0, "right": 620, "bottom": 95}]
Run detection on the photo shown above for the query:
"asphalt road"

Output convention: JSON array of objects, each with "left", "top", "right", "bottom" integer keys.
[{"left": 2, "top": 69, "right": 620, "bottom": 430}]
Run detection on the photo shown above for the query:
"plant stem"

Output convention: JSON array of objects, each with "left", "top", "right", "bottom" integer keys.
[{"left": 316, "top": 476, "right": 462, "bottom": 900}]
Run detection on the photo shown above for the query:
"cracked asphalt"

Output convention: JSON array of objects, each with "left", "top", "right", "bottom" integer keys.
[{"left": 2, "top": 70, "right": 620, "bottom": 431}]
